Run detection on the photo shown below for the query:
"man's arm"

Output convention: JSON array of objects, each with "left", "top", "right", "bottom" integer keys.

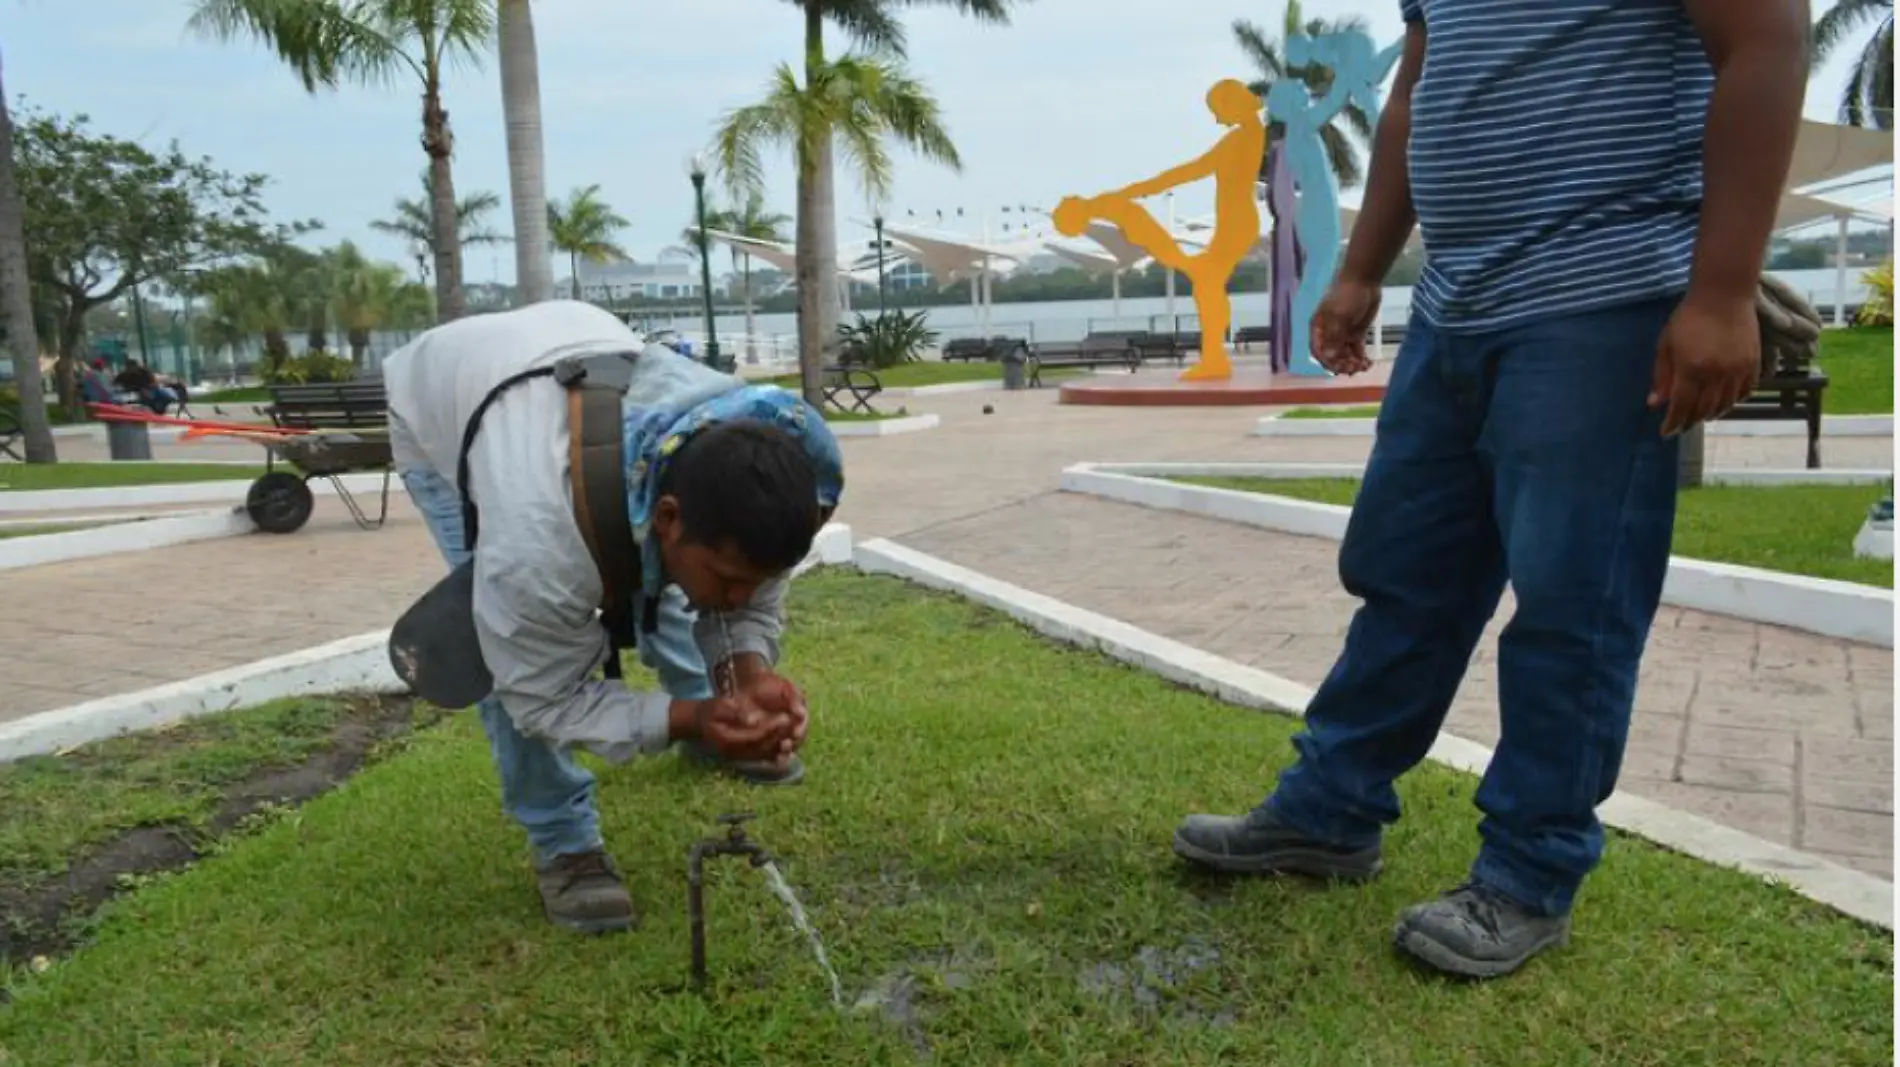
[
  {"left": 1681, "top": 0, "right": 1811, "bottom": 307},
  {"left": 695, "top": 575, "right": 787, "bottom": 692},
  {"left": 1336, "top": 22, "right": 1426, "bottom": 287}
]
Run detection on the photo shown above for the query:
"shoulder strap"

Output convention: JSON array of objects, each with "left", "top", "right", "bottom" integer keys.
[{"left": 568, "top": 383, "right": 638, "bottom": 649}]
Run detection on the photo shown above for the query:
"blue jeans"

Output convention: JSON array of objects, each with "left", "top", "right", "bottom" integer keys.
[
  {"left": 1265, "top": 297, "right": 1681, "bottom": 917},
  {"left": 400, "top": 466, "right": 714, "bottom": 865}
]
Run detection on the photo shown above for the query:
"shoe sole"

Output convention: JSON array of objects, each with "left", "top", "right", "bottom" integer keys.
[
  {"left": 1170, "top": 830, "right": 1382, "bottom": 881},
  {"left": 1392, "top": 921, "right": 1570, "bottom": 980}
]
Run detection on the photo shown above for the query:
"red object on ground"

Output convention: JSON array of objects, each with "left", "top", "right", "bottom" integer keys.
[{"left": 82, "top": 402, "right": 311, "bottom": 437}]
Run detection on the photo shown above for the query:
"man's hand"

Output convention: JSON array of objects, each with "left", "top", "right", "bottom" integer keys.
[
  {"left": 670, "top": 695, "right": 794, "bottom": 763},
  {"left": 1648, "top": 293, "right": 1760, "bottom": 436},
  {"left": 1310, "top": 280, "right": 1381, "bottom": 376}
]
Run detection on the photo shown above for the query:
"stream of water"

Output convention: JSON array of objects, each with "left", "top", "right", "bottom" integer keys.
[{"left": 760, "top": 860, "right": 845, "bottom": 1008}]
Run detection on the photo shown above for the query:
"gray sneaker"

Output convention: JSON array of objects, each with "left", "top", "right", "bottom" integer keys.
[
  {"left": 1171, "top": 806, "right": 1382, "bottom": 881},
  {"left": 536, "top": 850, "right": 637, "bottom": 934},
  {"left": 1393, "top": 881, "right": 1571, "bottom": 979}
]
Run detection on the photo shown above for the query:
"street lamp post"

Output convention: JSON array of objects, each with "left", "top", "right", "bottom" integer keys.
[
  {"left": 874, "top": 213, "right": 888, "bottom": 315},
  {"left": 686, "top": 154, "right": 729, "bottom": 373}
]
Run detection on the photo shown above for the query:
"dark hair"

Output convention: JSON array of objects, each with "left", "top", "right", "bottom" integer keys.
[{"left": 656, "top": 419, "right": 819, "bottom": 570}]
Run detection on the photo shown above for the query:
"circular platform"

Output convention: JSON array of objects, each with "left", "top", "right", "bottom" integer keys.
[{"left": 1057, "top": 362, "right": 1391, "bottom": 407}]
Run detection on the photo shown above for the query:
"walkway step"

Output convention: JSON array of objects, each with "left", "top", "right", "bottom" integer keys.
[{"left": 896, "top": 491, "right": 1894, "bottom": 881}]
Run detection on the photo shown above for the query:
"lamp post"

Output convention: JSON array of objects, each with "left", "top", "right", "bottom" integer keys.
[
  {"left": 686, "top": 154, "right": 729, "bottom": 373},
  {"left": 873, "top": 212, "right": 888, "bottom": 315}
]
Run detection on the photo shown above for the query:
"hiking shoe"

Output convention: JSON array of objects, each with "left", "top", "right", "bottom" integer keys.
[
  {"left": 1171, "top": 805, "right": 1382, "bottom": 881},
  {"left": 679, "top": 740, "right": 806, "bottom": 786},
  {"left": 536, "top": 850, "right": 637, "bottom": 934},
  {"left": 1393, "top": 881, "right": 1571, "bottom": 979}
]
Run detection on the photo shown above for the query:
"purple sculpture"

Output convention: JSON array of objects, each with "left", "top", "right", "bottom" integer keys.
[{"left": 1264, "top": 144, "right": 1301, "bottom": 376}]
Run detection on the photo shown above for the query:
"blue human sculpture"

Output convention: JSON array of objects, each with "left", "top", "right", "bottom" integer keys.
[{"left": 1270, "top": 30, "right": 1403, "bottom": 377}]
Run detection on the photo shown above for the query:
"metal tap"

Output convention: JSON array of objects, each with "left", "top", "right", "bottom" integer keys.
[{"left": 687, "top": 812, "right": 774, "bottom": 991}]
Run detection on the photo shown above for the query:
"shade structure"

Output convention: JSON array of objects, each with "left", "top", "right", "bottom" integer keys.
[{"left": 1788, "top": 119, "right": 1894, "bottom": 190}]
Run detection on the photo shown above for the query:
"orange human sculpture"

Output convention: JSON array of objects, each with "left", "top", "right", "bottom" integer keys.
[{"left": 1053, "top": 78, "right": 1265, "bottom": 381}]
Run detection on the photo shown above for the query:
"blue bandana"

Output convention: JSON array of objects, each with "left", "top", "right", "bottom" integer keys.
[{"left": 623, "top": 385, "right": 845, "bottom": 594}]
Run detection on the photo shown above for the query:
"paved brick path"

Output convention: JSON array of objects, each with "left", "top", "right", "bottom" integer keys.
[
  {"left": 898, "top": 491, "right": 1894, "bottom": 880},
  {"left": 5, "top": 390, "right": 1891, "bottom": 875}
]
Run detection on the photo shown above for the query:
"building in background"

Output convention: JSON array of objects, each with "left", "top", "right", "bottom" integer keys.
[{"left": 571, "top": 260, "right": 703, "bottom": 302}]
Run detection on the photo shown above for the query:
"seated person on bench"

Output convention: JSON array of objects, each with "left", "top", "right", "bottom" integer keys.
[
  {"left": 381, "top": 299, "right": 844, "bottom": 936},
  {"left": 111, "top": 359, "right": 179, "bottom": 415}
]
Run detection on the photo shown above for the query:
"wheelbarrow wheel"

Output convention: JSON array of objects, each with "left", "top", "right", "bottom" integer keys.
[{"left": 247, "top": 471, "right": 315, "bottom": 534}]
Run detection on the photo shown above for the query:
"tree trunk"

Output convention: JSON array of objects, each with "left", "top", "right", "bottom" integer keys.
[
  {"left": 54, "top": 301, "right": 85, "bottom": 416},
  {"left": 498, "top": 0, "right": 554, "bottom": 306},
  {"left": 349, "top": 329, "right": 369, "bottom": 368},
  {"left": 0, "top": 53, "right": 55, "bottom": 462},
  {"left": 795, "top": 1, "right": 836, "bottom": 409},
  {"left": 264, "top": 329, "right": 289, "bottom": 377},
  {"left": 421, "top": 71, "right": 466, "bottom": 323},
  {"left": 570, "top": 251, "right": 580, "bottom": 300},
  {"left": 742, "top": 253, "right": 756, "bottom": 363}
]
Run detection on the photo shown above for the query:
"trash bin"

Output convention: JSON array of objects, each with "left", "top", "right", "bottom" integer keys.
[
  {"left": 106, "top": 420, "right": 152, "bottom": 461},
  {"left": 1001, "top": 344, "right": 1027, "bottom": 391}
]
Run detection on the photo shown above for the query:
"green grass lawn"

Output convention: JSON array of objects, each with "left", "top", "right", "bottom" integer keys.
[
  {"left": 0, "top": 571, "right": 1888, "bottom": 1065},
  {"left": 0, "top": 521, "right": 115, "bottom": 539},
  {"left": 1817, "top": 326, "right": 1894, "bottom": 415},
  {"left": 193, "top": 386, "right": 273, "bottom": 405},
  {"left": 822, "top": 411, "right": 902, "bottom": 423},
  {"left": 1181, "top": 477, "right": 1895, "bottom": 587},
  {"left": 1282, "top": 404, "right": 1382, "bottom": 420},
  {"left": 0, "top": 462, "right": 265, "bottom": 491}
]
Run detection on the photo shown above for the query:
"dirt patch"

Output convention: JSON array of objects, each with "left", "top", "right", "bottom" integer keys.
[{"left": 0, "top": 695, "right": 446, "bottom": 971}]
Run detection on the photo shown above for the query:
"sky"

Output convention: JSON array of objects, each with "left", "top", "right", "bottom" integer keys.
[{"left": 5, "top": 0, "right": 1887, "bottom": 286}]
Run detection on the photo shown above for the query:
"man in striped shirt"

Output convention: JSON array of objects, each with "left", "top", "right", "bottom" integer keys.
[{"left": 1175, "top": 0, "right": 1810, "bottom": 978}]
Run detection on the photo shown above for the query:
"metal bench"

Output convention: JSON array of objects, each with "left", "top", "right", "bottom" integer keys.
[
  {"left": 0, "top": 409, "right": 21, "bottom": 461},
  {"left": 1719, "top": 356, "right": 1829, "bottom": 470},
  {"left": 1026, "top": 334, "right": 1140, "bottom": 387},
  {"left": 820, "top": 362, "right": 885, "bottom": 415}
]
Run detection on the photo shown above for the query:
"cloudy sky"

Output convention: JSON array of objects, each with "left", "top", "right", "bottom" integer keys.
[{"left": 8, "top": 0, "right": 1881, "bottom": 284}]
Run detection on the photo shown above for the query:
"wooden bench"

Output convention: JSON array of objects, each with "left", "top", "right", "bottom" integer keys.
[
  {"left": 1026, "top": 334, "right": 1140, "bottom": 387},
  {"left": 820, "top": 362, "right": 884, "bottom": 415},
  {"left": 1719, "top": 351, "right": 1829, "bottom": 470},
  {"left": 941, "top": 338, "right": 993, "bottom": 362},
  {"left": 265, "top": 381, "right": 389, "bottom": 430}
]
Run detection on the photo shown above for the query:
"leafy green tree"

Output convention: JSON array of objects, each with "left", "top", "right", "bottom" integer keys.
[
  {"left": 546, "top": 184, "right": 629, "bottom": 300},
  {"left": 329, "top": 239, "right": 432, "bottom": 365},
  {"left": 689, "top": 189, "right": 792, "bottom": 361},
  {"left": 1812, "top": 0, "right": 1894, "bottom": 129},
  {"left": 1231, "top": 1, "right": 1376, "bottom": 188},
  {"left": 12, "top": 102, "right": 304, "bottom": 407},
  {"left": 187, "top": 0, "right": 496, "bottom": 321},
  {"left": 370, "top": 166, "right": 511, "bottom": 284}
]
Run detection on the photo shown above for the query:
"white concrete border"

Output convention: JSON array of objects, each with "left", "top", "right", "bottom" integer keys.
[
  {"left": 883, "top": 380, "right": 1003, "bottom": 398},
  {"left": 49, "top": 424, "right": 190, "bottom": 444},
  {"left": 0, "top": 471, "right": 389, "bottom": 515},
  {"left": 0, "top": 522, "right": 856, "bottom": 762},
  {"left": 0, "top": 506, "right": 255, "bottom": 572},
  {"left": 1085, "top": 460, "right": 1893, "bottom": 489},
  {"left": 1254, "top": 412, "right": 1896, "bottom": 438},
  {"left": 853, "top": 537, "right": 1893, "bottom": 931},
  {"left": 826, "top": 413, "right": 941, "bottom": 438},
  {"left": 1062, "top": 463, "right": 1895, "bottom": 648}
]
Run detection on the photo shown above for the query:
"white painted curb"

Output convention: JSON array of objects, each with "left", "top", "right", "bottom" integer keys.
[
  {"left": 0, "top": 630, "right": 403, "bottom": 764},
  {"left": 827, "top": 413, "right": 941, "bottom": 438},
  {"left": 49, "top": 424, "right": 189, "bottom": 443},
  {"left": 0, "top": 506, "right": 255, "bottom": 571},
  {"left": 1062, "top": 463, "right": 1895, "bottom": 648},
  {"left": 0, "top": 471, "right": 389, "bottom": 515},
  {"left": 1, "top": 522, "right": 856, "bottom": 763},
  {"left": 883, "top": 380, "right": 1003, "bottom": 398},
  {"left": 1254, "top": 413, "right": 1896, "bottom": 439},
  {"left": 853, "top": 537, "right": 1893, "bottom": 931}
]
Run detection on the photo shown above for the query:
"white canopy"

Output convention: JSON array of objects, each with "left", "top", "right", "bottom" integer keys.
[{"left": 1789, "top": 119, "right": 1894, "bottom": 190}]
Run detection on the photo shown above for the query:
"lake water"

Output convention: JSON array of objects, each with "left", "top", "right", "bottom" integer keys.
[{"left": 639, "top": 266, "right": 1873, "bottom": 361}]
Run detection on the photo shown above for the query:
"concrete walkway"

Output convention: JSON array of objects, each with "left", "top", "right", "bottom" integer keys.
[{"left": 4, "top": 390, "right": 1890, "bottom": 877}]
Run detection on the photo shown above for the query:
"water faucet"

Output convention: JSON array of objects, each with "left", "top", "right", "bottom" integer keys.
[{"left": 687, "top": 812, "right": 776, "bottom": 991}]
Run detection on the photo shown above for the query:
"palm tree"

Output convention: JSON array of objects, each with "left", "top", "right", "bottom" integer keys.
[
  {"left": 0, "top": 48, "right": 55, "bottom": 462},
  {"left": 497, "top": 0, "right": 554, "bottom": 304},
  {"left": 712, "top": 52, "right": 963, "bottom": 405},
  {"left": 1813, "top": 0, "right": 1894, "bottom": 129},
  {"left": 711, "top": 0, "right": 1015, "bottom": 408},
  {"left": 370, "top": 168, "right": 512, "bottom": 280},
  {"left": 186, "top": 0, "right": 496, "bottom": 322},
  {"left": 329, "top": 240, "right": 432, "bottom": 365},
  {"left": 1232, "top": 1, "right": 1376, "bottom": 188},
  {"left": 688, "top": 191, "right": 792, "bottom": 362},
  {"left": 547, "top": 185, "right": 630, "bottom": 301}
]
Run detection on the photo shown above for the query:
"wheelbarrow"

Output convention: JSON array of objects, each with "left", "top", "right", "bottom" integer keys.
[{"left": 244, "top": 429, "right": 394, "bottom": 535}]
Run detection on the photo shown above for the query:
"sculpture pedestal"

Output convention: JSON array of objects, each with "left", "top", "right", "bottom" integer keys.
[{"left": 1057, "top": 362, "right": 1391, "bottom": 407}]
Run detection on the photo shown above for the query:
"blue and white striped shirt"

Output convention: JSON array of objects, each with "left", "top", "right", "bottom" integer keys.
[{"left": 1401, "top": 0, "right": 1715, "bottom": 331}]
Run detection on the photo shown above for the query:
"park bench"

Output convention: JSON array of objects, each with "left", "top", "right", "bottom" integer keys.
[
  {"left": 820, "top": 360, "right": 885, "bottom": 415},
  {"left": 1234, "top": 325, "right": 1274, "bottom": 351},
  {"left": 940, "top": 335, "right": 1031, "bottom": 362},
  {"left": 1026, "top": 333, "right": 1140, "bottom": 387},
  {"left": 264, "top": 381, "right": 390, "bottom": 430},
  {"left": 0, "top": 409, "right": 20, "bottom": 461},
  {"left": 1130, "top": 332, "right": 1196, "bottom": 365},
  {"left": 1717, "top": 344, "right": 1829, "bottom": 470}
]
